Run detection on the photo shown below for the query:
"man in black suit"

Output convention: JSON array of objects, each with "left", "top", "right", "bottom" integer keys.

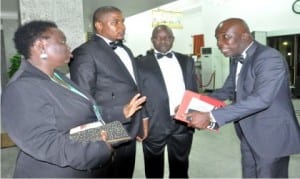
[
  {"left": 187, "top": 18, "right": 300, "bottom": 178},
  {"left": 69, "top": 6, "right": 147, "bottom": 178},
  {"left": 136, "top": 25, "right": 198, "bottom": 178}
]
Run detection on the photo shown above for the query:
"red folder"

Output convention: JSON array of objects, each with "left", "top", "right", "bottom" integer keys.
[{"left": 175, "top": 90, "right": 226, "bottom": 123}]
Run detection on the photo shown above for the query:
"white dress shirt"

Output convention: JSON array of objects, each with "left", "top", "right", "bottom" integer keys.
[
  {"left": 155, "top": 50, "right": 186, "bottom": 115},
  {"left": 211, "top": 41, "right": 254, "bottom": 124},
  {"left": 235, "top": 41, "right": 254, "bottom": 90},
  {"left": 97, "top": 34, "right": 136, "bottom": 84}
]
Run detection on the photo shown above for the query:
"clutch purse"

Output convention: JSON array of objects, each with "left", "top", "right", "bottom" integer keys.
[{"left": 69, "top": 120, "right": 131, "bottom": 144}]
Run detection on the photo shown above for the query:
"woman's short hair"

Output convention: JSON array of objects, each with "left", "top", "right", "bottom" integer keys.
[{"left": 13, "top": 20, "right": 57, "bottom": 59}]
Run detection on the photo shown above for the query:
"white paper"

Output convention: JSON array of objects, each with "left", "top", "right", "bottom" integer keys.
[
  {"left": 70, "top": 121, "right": 103, "bottom": 134},
  {"left": 186, "top": 97, "right": 215, "bottom": 113}
]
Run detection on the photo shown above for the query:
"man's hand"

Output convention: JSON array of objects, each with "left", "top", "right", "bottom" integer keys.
[
  {"left": 123, "top": 93, "right": 147, "bottom": 119},
  {"left": 174, "top": 105, "right": 180, "bottom": 114},
  {"left": 186, "top": 111, "right": 211, "bottom": 129},
  {"left": 136, "top": 117, "right": 149, "bottom": 142}
]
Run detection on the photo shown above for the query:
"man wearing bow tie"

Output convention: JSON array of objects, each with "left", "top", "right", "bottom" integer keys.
[
  {"left": 186, "top": 18, "right": 300, "bottom": 178},
  {"left": 69, "top": 6, "right": 147, "bottom": 178},
  {"left": 136, "top": 25, "right": 198, "bottom": 178}
]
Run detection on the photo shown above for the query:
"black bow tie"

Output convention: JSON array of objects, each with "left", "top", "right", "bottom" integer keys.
[
  {"left": 109, "top": 40, "right": 123, "bottom": 50},
  {"left": 156, "top": 52, "right": 173, "bottom": 59},
  {"left": 233, "top": 55, "right": 245, "bottom": 64}
]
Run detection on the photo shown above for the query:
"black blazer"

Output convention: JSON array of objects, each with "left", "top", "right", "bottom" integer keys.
[
  {"left": 1, "top": 60, "right": 112, "bottom": 177},
  {"left": 136, "top": 50, "right": 198, "bottom": 143},
  {"left": 211, "top": 41, "right": 300, "bottom": 158},
  {"left": 70, "top": 35, "right": 144, "bottom": 138}
]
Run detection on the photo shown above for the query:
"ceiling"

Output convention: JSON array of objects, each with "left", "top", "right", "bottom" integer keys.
[
  {"left": 82, "top": 0, "right": 176, "bottom": 18},
  {"left": 1, "top": 0, "right": 177, "bottom": 19}
]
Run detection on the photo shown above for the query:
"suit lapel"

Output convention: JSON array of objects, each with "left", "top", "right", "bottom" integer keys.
[
  {"left": 147, "top": 52, "right": 169, "bottom": 97},
  {"left": 236, "top": 42, "right": 258, "bottom": 97},
  {"left": 112, "top": 47, "right": 137, "bottom": 86},
  {"left": 23, "top": 61, "right": 94, "bottom": 107},
  {"left": 175, "top": 53, "right": 188, "bottom": 88},
  {"left": 94, "top": 36, "right": 136, "bottom": 86},
  {"left": 122, "top": 46, "right": 138, "bottom": 85},
  {"left": 236, "top": 58, "right": 247, "bottom": 94},
  {"left": 230, "top": 58, "right": 239, "bottom": 92}
]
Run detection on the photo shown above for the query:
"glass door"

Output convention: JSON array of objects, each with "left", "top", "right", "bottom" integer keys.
[{"left": 267, "top": 34, "right": 300, "bottom": 97}]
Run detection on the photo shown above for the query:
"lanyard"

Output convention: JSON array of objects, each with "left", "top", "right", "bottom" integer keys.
[{"left": 52, "top": 72, "right": 105, "bottom": 125}]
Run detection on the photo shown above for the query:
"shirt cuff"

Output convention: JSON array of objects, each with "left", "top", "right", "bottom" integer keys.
[
  {"left": 209, "top": 112, "right": 216, "bottom": 122},
  {"left": 207, "top": 112, "right": 219, "bottom": 130}
]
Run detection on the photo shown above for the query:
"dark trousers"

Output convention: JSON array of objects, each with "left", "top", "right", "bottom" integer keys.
[
  {"left": 235, "top": 123, "right": 290, "bottom": 178},
  {"left": 103, "top": 140, "right": 136, "bottom": 178},
  {"left": 142, "top": 132, "right": 193, "bottom": 178}
]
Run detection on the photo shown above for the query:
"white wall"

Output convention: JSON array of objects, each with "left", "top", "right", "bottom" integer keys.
[
  {"left": 19, "top": 0, "right": 85, "bottom": 51},
  {"left": 125, "top": 0, "right": 300, "bottom": 57},
  {"left": 124, "top": 8, "right": 201, "bottom": 56},
  {"left": 124, "top": 11, "right": 153, "bottom": 56}
]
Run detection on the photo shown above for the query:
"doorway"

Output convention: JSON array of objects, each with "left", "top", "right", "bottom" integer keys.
[{"left": 267, "top": 34, "right": 300, "bottom": 97}]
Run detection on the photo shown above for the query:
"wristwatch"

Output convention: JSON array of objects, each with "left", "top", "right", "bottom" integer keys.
[
  {"left": 292, "top": 0, "right": 300, "bottom": 14},
  {"left": 207, "top": 113, "right": 219, "bottom": 130}
]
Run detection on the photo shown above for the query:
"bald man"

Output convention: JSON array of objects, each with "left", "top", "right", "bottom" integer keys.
[
  {"left": 186, "top": 18, "right": 300, "bottom": 178},
  {"left": 136, "top": 25, "right": 198, "bottom": 178}
]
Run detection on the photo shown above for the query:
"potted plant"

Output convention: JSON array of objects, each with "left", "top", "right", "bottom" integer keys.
[{"left": 7, "top": 53, "right": 21, "bottom": 78}]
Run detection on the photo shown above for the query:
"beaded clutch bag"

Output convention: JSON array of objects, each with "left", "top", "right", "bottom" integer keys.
[{"left": 69, "top": 120, "right": 131, "bottom": 144}]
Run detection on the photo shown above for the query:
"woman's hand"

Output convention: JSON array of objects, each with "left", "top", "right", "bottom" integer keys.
[
  {"left": 123, "top": 93, "right": 147, "bottom": 119},
  {"left": 100, "top": 130, "right": 108, "bottom": 141},
  {"left": 100, "top": 130, "right": 113, "bottom": 152}
]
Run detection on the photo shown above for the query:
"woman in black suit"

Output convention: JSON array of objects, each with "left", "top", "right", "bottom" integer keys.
[{"left": 1, "top": 20, "right": 143, "bottom": 178}]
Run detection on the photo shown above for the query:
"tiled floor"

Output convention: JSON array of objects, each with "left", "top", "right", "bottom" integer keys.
[{"left": 2, "top": 101, "right": 300, "bottom": 178}]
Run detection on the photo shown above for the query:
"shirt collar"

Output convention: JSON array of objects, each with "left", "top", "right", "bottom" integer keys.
[
  {"left": 242, "top": 41, "right": 254, "bottom": 58},
  {"left": 154, "top": 49, "right": 173, "bottom": 55},
  {"left": 96, "top": 34, "right": 114, "bottom": 45}
]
